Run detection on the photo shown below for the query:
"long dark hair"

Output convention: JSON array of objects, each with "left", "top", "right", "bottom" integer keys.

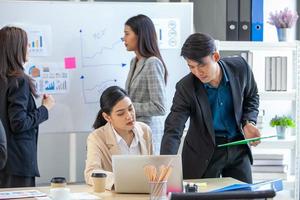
[
  {"left": 93, "top": 86, "right": 129, "bottom": 129},
  {"left": 125, "top": 14, "right": 168, "bottom": 83},
  {"left": 0, "top": 26, "right": 38, "bottom": 97}
]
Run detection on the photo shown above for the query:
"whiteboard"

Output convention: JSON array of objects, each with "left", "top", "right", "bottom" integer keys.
[{"left": 0, "top": 1, "right": 193, "bottom": 133}]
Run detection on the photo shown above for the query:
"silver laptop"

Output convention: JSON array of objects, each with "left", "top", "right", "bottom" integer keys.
[{"left": 112, "top": 155, "right": 183, "bottom": 194}]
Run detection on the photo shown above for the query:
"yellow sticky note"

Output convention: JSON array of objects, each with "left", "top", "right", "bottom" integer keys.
[{"left": 197, "top": 182, "right": 207, "bottom": 188}]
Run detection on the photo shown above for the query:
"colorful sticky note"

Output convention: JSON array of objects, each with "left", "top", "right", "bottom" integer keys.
[{"left": 64, "top": 57, "right": 76, "bottom": 69}]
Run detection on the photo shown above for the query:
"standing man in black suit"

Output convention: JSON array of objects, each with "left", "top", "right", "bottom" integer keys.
[{"left": 160, "top": 33, "right": 260, "bottom": 183}]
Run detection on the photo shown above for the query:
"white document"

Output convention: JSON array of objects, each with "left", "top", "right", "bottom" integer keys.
[
  {"left": 71, "top": 192, "right": 101, "bottom": 200},
  {"left": 0, "top": 190, "right": 46, "bottom": 199},
  {"left": 36, "top": 192, "right": 101, "bottom": 200}
]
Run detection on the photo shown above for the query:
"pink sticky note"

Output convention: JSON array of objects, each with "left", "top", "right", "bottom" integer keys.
[{"left": 64, "top": 57, "right": 76, "bottom": 69}]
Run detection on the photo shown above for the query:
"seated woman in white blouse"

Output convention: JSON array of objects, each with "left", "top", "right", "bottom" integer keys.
[{"left": 84, "top": 86, "right": 153, "bottom": 190}]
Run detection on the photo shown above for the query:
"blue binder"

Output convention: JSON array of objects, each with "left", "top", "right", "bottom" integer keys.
[
  {"left": 251, "top": 0, "right": 264, "bottom": 41},
  {"left": 211, "top": 179, "right": 283, "bottom": 193}
]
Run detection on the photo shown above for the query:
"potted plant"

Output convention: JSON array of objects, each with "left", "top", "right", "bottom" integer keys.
[
  {"left": 268, "top": 7, "right": 299, "bottom": 41},
  {"left": 270, "top": 115, "right": 296, "bottom": 139}
]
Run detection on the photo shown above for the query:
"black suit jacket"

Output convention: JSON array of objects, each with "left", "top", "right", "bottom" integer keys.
[
  {"left": 161, "top": 56, "right": 259, "bottom": 179},
  {"left": 0, "top": 120, "right": 7, "bottom": 170},
  {"left": 0, "top": 75, "right": 48, "bottom": 177}
]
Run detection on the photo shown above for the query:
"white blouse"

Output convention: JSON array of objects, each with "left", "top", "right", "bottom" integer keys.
[{"left": 112, "top": 127, "right": 141, "bottom": 155}]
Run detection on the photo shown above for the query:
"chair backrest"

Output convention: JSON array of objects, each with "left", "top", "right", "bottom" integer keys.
[
  {"left": 169, "top": 189, "right": 276, "bottom": 200},
  {"left": 177, "top": 130, "right": 187, "bottom": 155},
  {"left": 0, "top": 119, "right": 7, "bottom": 170}
]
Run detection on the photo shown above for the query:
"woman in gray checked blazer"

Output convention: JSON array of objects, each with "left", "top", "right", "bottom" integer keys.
[{"left": 124, "top": 14, "right": 168, "bottom": 154}]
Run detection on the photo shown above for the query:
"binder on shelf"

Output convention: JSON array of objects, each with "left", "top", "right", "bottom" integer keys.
[
  {"left": 194, "top": 0, "right": 227, "bottom": 41},
  {"left": 276, "top": 57, "right": 282, "bottom": 91},
  {"left": 220, "top": 50, "right": 253, "bottom": 68},
  {"left": 270, "top": 57, "right": 276, "bottom": 91},
  {"left": 265, "top": 57, "right": 271, "bottom": 91},
  {"left": 238, "top": 0, "right": 251, "bottom": 41},
  {"left": 241, "top": 51, "right": 253, "bottom": 68},
  {"left": 251, "top": 0, "right": 264, "bottom": 41},
  {"left": 281, "top": 57, "right": 287, "bottom": 91},
  {"left": 226, "top": 0, "right": 239, "bottom": 41}
]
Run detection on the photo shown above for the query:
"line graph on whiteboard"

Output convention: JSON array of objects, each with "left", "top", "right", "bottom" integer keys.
[
  {"left": 80, "top": 75, "right": 118, "bottom": 104},
  {"left": 79, "top": 28, "right": 129, "bottom": 68}
]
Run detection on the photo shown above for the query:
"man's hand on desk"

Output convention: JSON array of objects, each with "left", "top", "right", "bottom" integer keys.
[{"left": 243, "top": 123, "right": 261, "bottom": 147}]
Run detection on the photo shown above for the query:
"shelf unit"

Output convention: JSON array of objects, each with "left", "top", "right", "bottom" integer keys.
[
  {"left": 295, "top": 41, "right": 300, "bottom": 200},
  {"left": 217, "top": 41, "right": 297, "bottom": 51},
  {"left": 259, "top": 90, "right": 296, "bottom": 101},
  {"left": 254, "top": 137, "right": 296, "bottom": 175},
  {"left": 218, "top": 41, "right": 300, "bottom": 199}
]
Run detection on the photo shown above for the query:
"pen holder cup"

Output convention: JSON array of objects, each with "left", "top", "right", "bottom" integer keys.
[{"left": 149, "top": 181, "right": 167, "bottom": 200}]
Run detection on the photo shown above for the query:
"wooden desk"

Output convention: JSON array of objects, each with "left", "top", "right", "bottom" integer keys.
[
  {"left": 0, "top": 184, "right": 148, "bottom": 200},
  {"left": 0, "top": 177, "right": 243, "bottom": 200}
]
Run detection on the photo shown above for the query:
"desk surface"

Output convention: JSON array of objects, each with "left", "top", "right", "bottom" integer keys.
[{"left": 0, "top": 177, "right": 242, "bottom": 200}]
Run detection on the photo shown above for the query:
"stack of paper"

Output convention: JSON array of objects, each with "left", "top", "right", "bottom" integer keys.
[{"left": 252, "top": 152, "right": 287, "bottom": 180}]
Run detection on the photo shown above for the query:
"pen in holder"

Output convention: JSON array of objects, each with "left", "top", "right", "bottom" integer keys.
[{"left": 144, "top": 160, "right": 173, "bottom": 200}]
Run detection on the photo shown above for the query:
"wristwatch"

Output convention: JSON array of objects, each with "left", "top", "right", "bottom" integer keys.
[{"left": 242, "top": 120, "right": 256, "bottom": 128}]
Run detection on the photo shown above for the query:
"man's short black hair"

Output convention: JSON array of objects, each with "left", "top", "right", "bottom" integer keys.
[{"left": 181, "top": 33, "right": 216, "bottom": 64}]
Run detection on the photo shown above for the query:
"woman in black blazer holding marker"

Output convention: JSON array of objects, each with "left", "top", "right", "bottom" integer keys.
[{"left": 0, "top": 26, "right": 55, "bottom": 187}]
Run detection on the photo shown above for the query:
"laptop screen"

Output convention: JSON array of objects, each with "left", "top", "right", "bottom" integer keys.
[{"left": 112, "top": 155, "right": 183, "bottom": 194}]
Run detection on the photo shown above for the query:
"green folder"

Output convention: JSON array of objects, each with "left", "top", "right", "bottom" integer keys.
[{"left": 217, "top": 135, "right": 277, "bottom": 147}]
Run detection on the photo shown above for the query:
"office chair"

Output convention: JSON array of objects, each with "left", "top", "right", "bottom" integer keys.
[
  {"left": 169, "top": 189, "right": 276, "bottom": 200},
  {"left": 0, "top": 119, "right": 7, "bottom": 170}
]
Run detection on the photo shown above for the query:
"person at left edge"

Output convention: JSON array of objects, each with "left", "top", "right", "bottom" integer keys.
[{"left": 0, "top": 26, "right": 55, "bottom": 188}]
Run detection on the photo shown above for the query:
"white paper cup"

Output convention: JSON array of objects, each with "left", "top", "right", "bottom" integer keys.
[{"left": 49, "top": 187, "right": 70, "bottom": 200}]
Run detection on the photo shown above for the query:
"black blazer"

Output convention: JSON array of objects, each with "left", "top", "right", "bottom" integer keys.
[
  {"left": 161, "top": 56, "right": 259, "bottom": 179},
  {"left": 0, "top": 120, "right": 7, "bottom": 170},
  {"left": 0, "top": 75, "right": 48, "bottom": 177}
]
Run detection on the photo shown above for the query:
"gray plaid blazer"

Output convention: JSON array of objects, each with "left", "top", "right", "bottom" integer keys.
[{"left": 125, "top": 56, "right": 167, "bottom": 153}]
